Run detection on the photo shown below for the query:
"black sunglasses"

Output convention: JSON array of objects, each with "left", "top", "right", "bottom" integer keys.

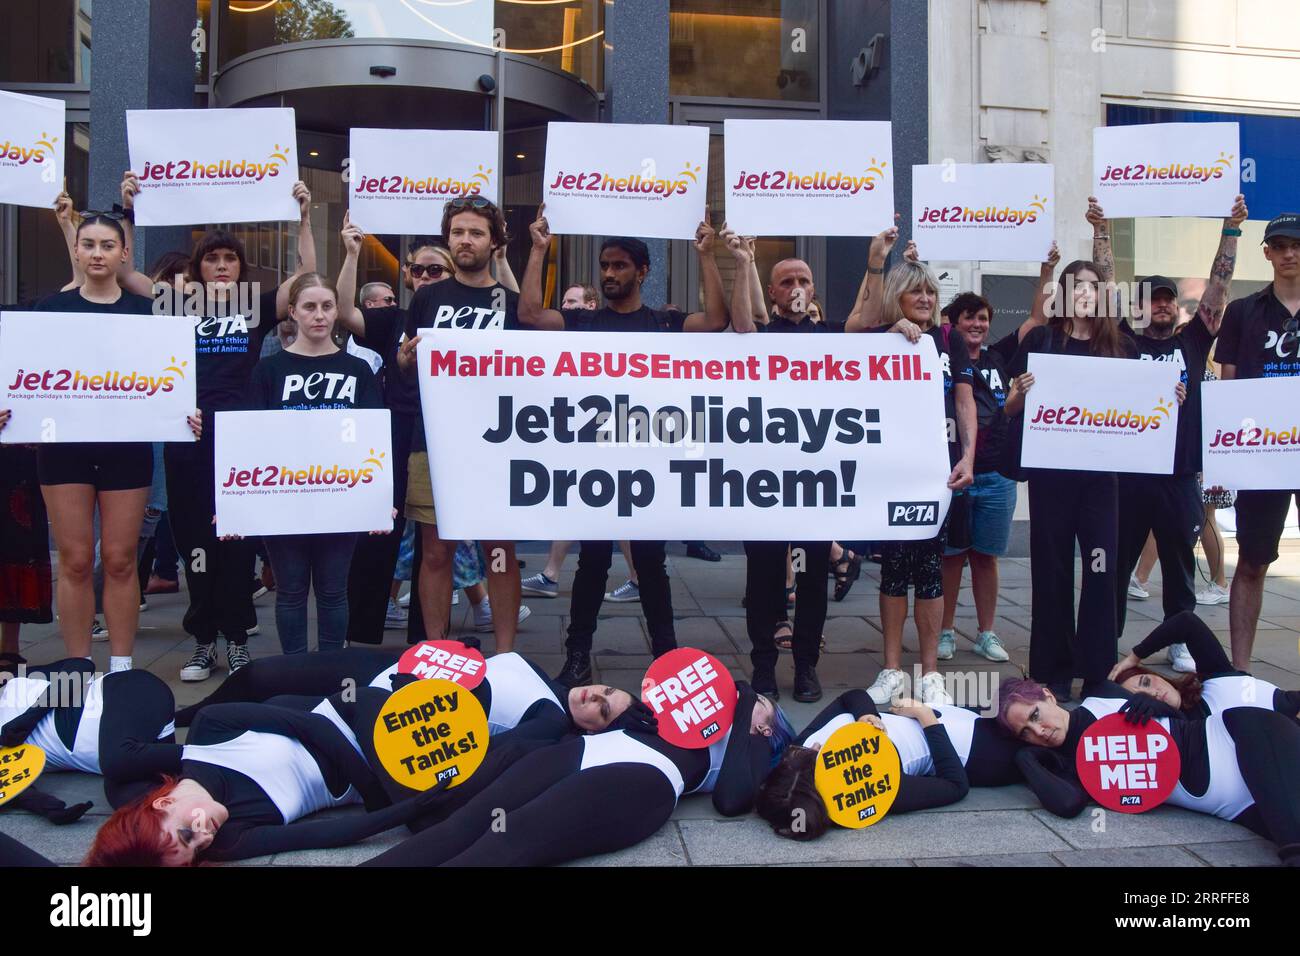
[
  {"left": 446, "top": 196, "right": 492, "bottom": 211},
  {"left": 77, "top": 209, "right": 127, "bottom": 222},
  {"left": 407, "top": 263, "right": 449, "bottom": 279}
]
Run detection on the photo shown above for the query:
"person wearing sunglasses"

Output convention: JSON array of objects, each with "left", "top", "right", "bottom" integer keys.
[{"left": 1214, "top": 213, "right": 1300, "bottom": 671}]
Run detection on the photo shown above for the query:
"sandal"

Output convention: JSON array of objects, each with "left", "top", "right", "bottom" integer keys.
[
  {"left": 831, "top": 551, "right": 863, "bottom": 602},
  {"left": 775, "top": 620, "right": 794, "bottom": 650}
]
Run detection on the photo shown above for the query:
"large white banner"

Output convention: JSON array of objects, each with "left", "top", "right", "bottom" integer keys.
[
  {"left": 724, "top": 119, "right": 894, "bottom": 236},
  {"left": 214, "top": 409, "right": 393, "bottom": 536},
  {"left": 542, "top": 122, "right": 708, "bottom": 240},
  {"left": 1092, "top": 122, "right": 1240, "bottom": 218},
  {"left": 912, "top": 162, "right": 1054, "bottom": 261},
  {"left": 1021, "top": 353, "right": 1180, "bottom": 474},
  {"left": 1202, "top": 378, "right": 1300, "bottom": 491},
  {"left": 127, "top": 108, "right": 300, "bottom": 226},
  {"left": 0, "top": 90, "right": 64, "bottom": 209},
  {"left": 349, "top": 128, "right": 498, "bottom": 235},
  {"left": 0, "top": 312, "right": 196, "bottom": 443},
  {"left": 416, "top": 329, "right": 953, "bottom": 540}
]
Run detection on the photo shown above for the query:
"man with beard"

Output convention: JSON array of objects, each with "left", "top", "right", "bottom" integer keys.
[
  {"left": 359, "top": 197, "right": 528, "bottom": 653},
  {"left": 1110, "top": 194, "right": 1247, "bottom": 669},
  {"left": 519, "top": 205, "right": 729, "bottom": 685}
]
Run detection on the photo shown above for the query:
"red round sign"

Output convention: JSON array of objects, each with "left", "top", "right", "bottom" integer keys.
[
  {"left": 397, "top": 640, "right": 487, "bottom": 691},
  {"left": 1075, "top": 712, "right": 1180, "bottom": 813},
  {"left": 640, "top": 648, "right": 737, "bottom": 749}
]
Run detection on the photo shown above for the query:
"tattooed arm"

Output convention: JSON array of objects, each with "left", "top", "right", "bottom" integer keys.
[
  {"left": 846, "top": 215, "right": 900, "bottom": 332},
  {"left": 1195, "top": 194, "right": 1249, "bottom": 337},
  {"left": 1087, "top": 195, "right": 1114, "bottom": 284}
]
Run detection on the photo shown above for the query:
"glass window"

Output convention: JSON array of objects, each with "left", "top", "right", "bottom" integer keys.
[
  {"left": 1, "top": 0, "right": 85, "bottom": 84},
  {"left": 669, "top": 0, "right": 818, "bottom": 102},
  {"left": 219, "top": 1, "right": 603, "bottom": 89}
]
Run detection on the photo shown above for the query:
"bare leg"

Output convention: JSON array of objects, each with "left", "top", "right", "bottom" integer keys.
[
  {"left": 879, "top": 594, "right": 907, "bottom": 672},
  {"left": 98, "top": 487, "right": 149, "bottom": 658},
  {"left": 617, "top": 540, "right": 639, "bottom": 586},
  {"left": 417, "top": 522, "right": 456, "bottom": 640},
  {"left": 915, "top": 596, "right": 942, "bottom": 674},
  {"left": 940, "top": 553, "right": 966, "bottom": 630},
  {"left": 482, "top": 540, "right": 521, "bottom": 654},
  {"left": 1201, "top": 505, "right": 1226, "bottom": 587},
  {"left": 465, "top": 582, "right": 487, "bottom": 606},
  {"left": 1229, "top": 558, "right": 1268, "bottom": 671},
  {"left": 969, "top": 551, "right": 1000, "bottom": 633},
  {"left": 543, "top": 541, "right": 571, "bottom": 580},
  {"left": 1136, "top": 532, "right": 1157, "bottom": 585},
  {"left": 41, "top": 483, "right": 97, "bottom": 658}
]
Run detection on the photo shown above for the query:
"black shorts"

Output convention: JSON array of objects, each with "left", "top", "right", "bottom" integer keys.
[
  {"left": 36, "top": 442, "right": 153, "bottom": 491},
  {"left": 879, "top": 530, "right": 947, "bottom": 599},
  {"left": 1232, "top": 490, "right": 1300, "bottom": 567}
]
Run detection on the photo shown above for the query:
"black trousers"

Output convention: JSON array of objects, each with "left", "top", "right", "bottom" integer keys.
[
  {"left": 1027, "top": 469, "right": 1119, "bottom": 686},
  {"left": 346, "top": 409, "right": 415, "bottom": 645},
  {"left": 744, "top": 540, "right": 829, "bottom": 670},
  {"left": 163, "top": 431, "right": 254, "bottom": 646},
  {"left": 1116, "top": 472, "right": 1201, "bottom": 636},
  {"left": 1223, "top": 707, "right": 1300, "bottom": 864},
  {"left": 565, "top": 540, "right": 675, "bottom": 656}
]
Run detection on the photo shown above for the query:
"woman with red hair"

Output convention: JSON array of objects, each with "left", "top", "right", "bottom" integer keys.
[
  {"left": 1109, "top": 610, "right": 1300, "bottom": 719},
  {"left": 85, "top": 702, "right": 439, "bottom": 866}
]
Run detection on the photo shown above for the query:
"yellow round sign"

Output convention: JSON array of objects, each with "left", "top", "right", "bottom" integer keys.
[
  {"left": 0, "top": 744, "right": 46, "bottom": 807},
  {"left": 372, "top": 678, "right": 489, "bottom": 791},
  {"left": 813, "top": 720, "right": 901, "bottom": 828}
]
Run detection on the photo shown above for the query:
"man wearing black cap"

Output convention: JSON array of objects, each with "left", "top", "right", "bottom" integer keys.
[
  {"left": 1115, "top": 195, "right": 1248, "bottom": 671},
  {"left": 1216, "top": 210, "right": 1300, "bottom": 669},
  {"left": 520, "top": 205, "right": 730, "bottom": 686}
]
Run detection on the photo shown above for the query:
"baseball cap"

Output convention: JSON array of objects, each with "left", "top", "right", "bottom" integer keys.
[
  {"left": 1264, "top": 213, "right": 1300, "bottom": 243},
  {"left": 1136, "top": 275, "right": 1178, "bottom": 302}
]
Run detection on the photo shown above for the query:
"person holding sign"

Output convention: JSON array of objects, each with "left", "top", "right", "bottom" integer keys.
[
  {"left": 85, "top": 701, "right": 440, "bottom": 866},
  {"left": 1005, "top": 260, "right": 1137, "bottom": 702},
  {"left": 388, "top": 198, "right": 527, "bottom": 653},
  {"left": 999, "top": 677, "right": 1300, "bottom": 865},
  {"left": 519, "top": 205, "right": 730, "bottom": 687},
  {"left": 1110, "top": 610, "right": 1300, "bottom": 720},
  {"left": 246, "top": 273, "right": 385, "bottom": 656},
  {"left": 1214, "top": 212, "right": 1300, "bottom": 670},
  {"left": 12, "top": 213, "right": 202, "bottom": 670},
  {"left": 116, "top": 171, "right": 318, "bottom": 683},
  {"left": 1103, "top": 196, "right": 1249, "bottom": 667},
  {"left": 846, "top": 233, "right": 977, "bottom": 706},
  {"left": 755, "top": 695, "right": 973, "bottom": 841}
]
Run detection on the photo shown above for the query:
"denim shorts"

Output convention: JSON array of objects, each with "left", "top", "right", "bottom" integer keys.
[{"left": 944, "top": 471, "right": 1018, "bottom": 557}]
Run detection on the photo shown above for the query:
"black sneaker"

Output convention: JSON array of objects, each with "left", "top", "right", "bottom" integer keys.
[
  {"left": 554, "top": 650, "right": 593, "bottom": 688},
  {"left": 180, "top": 642, "right": 219, "bottom": 682},
  {"left": 751, "top": 664, "right": 779, "bottom": 700},
  {"left": 227, "top": 642, "right": 251, "bottom": 674},
  {"left": 793, "top": 665, "right": 823, "bottom": 703},
  {"left": 684, "top": 542, "right": 722, "bottom": 562}
]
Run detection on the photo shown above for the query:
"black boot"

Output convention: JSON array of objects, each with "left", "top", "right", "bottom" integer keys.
[
  {"left": 555, "top": 650, "right": 593, "bottom": 687},
  {"left": 751, "top": 663, "right": 779, "bottom": 700},
  {"left": 794, "top": 664, "right": 823, "bottom": 703}
]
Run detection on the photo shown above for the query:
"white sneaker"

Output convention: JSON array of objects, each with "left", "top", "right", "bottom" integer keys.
[
  {"left": 398, "top": 587, "right": 411, "bottom": 608},
  {"left": 1168, "top": 643, "right": 1196, "bottom": 674},
  {"left": 919, "top": 671, "right": 954, "bottom": 705},
  {"left": 473, "top": 599, "right": 532, "bottom": 633},
  {"left": 90, "top": 620, "right": 109, "bottom": 642},
  {"left": 1195, "top": 582, "right": 1229, "bottom": 606},
  {"left": 1127, "top": 574, "right": 1150, "bottom": 600},
  {"left": 452, "top": 590, "right": 460, "bottom": 606},
  {"left": 866, "top": 667, "right": 907, "bottom": 705}
]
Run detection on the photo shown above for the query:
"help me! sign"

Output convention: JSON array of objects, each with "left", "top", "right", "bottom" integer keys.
[
  {"left": 641, "top": 649, "right": 736, "bottom": 749},
  {"left": 1075, "top": 713, "right": 1180, "bottom": 813}
]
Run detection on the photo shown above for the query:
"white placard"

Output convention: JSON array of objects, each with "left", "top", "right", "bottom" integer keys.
[
  {"left": 542, "top": 122, "right": 708, "bottom": 240},
  {"left": 0, "top": 90, "right": 64, "bottom": 209},
  {"left": 912, "top": 162, "right": 1054, "bottom": 261},
  {"left": 416, "top": 329, "right": 953, "bottom": 540},
  {"left": 1202, "top": 378, "right": 1300, "bottom": 491},
  {"left": 0, "top": 312, "right": 196, "bottom": 443},
  {"left": 1021, "top": 353, "right": 1180, "bottom": 474},
  {"left": 723, "top": 119, "right": 894, "bottom": 236},
  {"left": 214, "top": 409, "right": 394, "bottom": 536},
  {"left": 127, "top": 108, "right": 300, "bottom": 226},
  {"left": 1092, "top": 123, "right": 1240, "bottom": 218},
  {"left": 349, "top": 128, "right": 499, "bottom": 234}
]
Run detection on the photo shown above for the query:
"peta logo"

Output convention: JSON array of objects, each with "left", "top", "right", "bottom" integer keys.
[
  {"left": 887, "top": 501, "right": 939, "bottom": 526},
  {"left": 1120, "top": 795, "right": 1142, "bottom": 806},
  {"left": 50, "top": 886, "right": 151, "bottom": 936}
]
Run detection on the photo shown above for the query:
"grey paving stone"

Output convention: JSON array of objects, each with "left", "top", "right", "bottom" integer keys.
[
  {"left": 671, "top": 616, "right": 742, "bottom": 654},
  {"left": 1052, "top": 845, "right": 1206, "bottom": 867},
  {"left": 559, "top": 825, "right": 689, "bottom": 867},
  {"left": 916, "top": 852, "right": 1062, "bottom": 867},
  {"left": 1030, "top": 806, "right": 1255, "bottom": 850},
  {"left": 269, "top": 830, "right": 407, "bottom": 866},
  {"left": 1184, "top": 839, "right": 1280, "bottom": 867},
  {"left": 0, "top": 814, "right": 97, "bottom": 865},
  {"left": 679, "top": 810, "right": 1072, "bottom": 865},
  {"left": 33, "top": 772, "right": 111, "bottom": 814}
]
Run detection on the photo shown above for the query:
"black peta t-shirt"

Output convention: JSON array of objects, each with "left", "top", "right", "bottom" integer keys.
[
  {"left": 249, "top": 349, "right": 382, "bottom": 411},
  {"left": 356, "top": 307, "right": 418, "bottom": 417},
  {"left": 1122, "top": 314, "right": 1214, "bottom": 474},
  {"left": 971, "top": 331, "right": 1018, "bottom": 474},
  {"left": 403, "top": 278, "right": 520, "bottom": 452},
  {"left": 153, "top": 286, "right": 278, "bottom": 413},
  {"left": 759, "top": 313, "right": 842, "bottom": 334},
  {"left": 1216, "top": 284, "right": 1300, "bottom": 381},
  {"left": 561, "top": 305, "right": 687, "bottom": 333},
  {"left": 34, "top": 287, "right": 156, "bottom": 316}
]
